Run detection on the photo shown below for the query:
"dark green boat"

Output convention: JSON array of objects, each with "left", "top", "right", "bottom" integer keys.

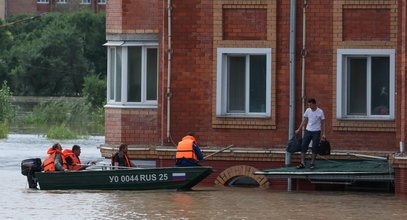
[
  {"left": 34, "top": 166, "right": 214, "bottom": 190},
  {"left": 21, "top": 158, "right": 214, "bottom": 190}
]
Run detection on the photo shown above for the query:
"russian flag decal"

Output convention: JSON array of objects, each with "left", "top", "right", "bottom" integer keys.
[{"left": 172, "top": 173, "right": 186, "bottom": 182}]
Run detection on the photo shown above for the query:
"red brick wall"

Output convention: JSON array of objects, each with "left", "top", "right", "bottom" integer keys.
[
  {"left": 5, "top": 0, "right": 105, "bottom": 17},
  {"left": 106, "top": 0, "right": 123, "bottom": 32},
  {"left": 37, "top": 2, "right": 51, "bottom": 14},
  {"left": 8, "top": 0, "right": 37, "bottom": 16},
  {"left": 122, "top": 0, "right": 160, "bottom": 30},
  {"left": 105, "top": 0, "right": 401, "bottom": 153},
  {"left": 343, "top": 8, "right": 390, "bottom": 41},
  {"left": 105, "top": 108, "right": 160, "bottom": 146},
  {"left": 223, "top": 8, "right": 267, "bottom": 40},
  {"left": 395, "top": 168, "right": 407, "bottom": 194},
  {"left": 106, "top": 0, "right": 161, "bottom": 33}
]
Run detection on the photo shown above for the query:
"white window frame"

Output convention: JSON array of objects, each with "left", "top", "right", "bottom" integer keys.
[
  {"left": 37, "top": 0, "right": 49, "bottom": 3},
  {"left": 80, "top": 0, "right": 91, "bottom": 4},
  {"left": 56, "top": 0, "right": 68, "bottom": 3},
  {"left": 98, "top": 0, "right": 106, "bottom": 4},
  {"left": 105, "top": 41, "right": 159, "bottom": 108},
  {"left": 216, "top": 48, "right": 272, "bottom": 118},
  {"left": 336, "top": 49, "right": 395, "bottom": 120}
]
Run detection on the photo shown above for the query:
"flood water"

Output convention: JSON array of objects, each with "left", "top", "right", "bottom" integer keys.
[{"left": 1, "top": 134, "right": 407, "bottom": 219}]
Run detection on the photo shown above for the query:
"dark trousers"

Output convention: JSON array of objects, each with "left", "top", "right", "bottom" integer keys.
[{"left": 301, "top": 130, "right": 320, "bottom": 154}]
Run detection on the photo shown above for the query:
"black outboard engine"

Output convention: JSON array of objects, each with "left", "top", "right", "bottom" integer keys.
[{"left": 21, "top": 158, "right": 42, "bottom": 189}]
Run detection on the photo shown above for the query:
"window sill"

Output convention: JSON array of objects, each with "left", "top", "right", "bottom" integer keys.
[
  {"left": 337, "top": 117, "right": 394, "bottom": 121},
  {"left": 216, "top": 114, "right": 270, "bottom": 119},
  {"left": 105, "top": 104, "right": 157, "bottom": 109}
]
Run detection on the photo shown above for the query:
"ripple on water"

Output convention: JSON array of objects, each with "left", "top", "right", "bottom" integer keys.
[{"left": 2, "top": 134, "right": 407, "bottom": 219}]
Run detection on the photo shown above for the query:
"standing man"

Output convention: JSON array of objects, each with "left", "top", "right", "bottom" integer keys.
[
  {"left": 295, "top": 98, "right": 326, "bottom": 169},
  {"left": 175, "top": 132, "right": 204, "bottom": 167},
  {"left": 63, "top": 145, "right": 95, "bottom": 170},
  {"left": 112, "top": 143, "right": 136, "bottom": 169}
]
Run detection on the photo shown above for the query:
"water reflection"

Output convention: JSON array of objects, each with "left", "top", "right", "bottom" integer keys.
[{"left": 1, "top": 134, "right": 407, "bottom": 219}]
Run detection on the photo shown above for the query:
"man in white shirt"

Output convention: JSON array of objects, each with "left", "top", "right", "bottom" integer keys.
[{"left": 295, "top": 98, "right": 326, "bottom": 169}]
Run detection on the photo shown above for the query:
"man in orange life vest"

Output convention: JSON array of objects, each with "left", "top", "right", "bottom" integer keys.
[
  {"left": 112, "top": 143, "right": 136, "bottom": 169},
  {"left": 43, "top": 143, "right": 69, "bottom": 172},
  {"left": 175, "top": 132, "right": 204, "bottom": 167},
  {"left": 63, "top": 145, "right": 95, "bottom": 171}
]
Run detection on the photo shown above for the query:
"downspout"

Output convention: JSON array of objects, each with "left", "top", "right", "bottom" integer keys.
[
  {"left": 400, "top": 0, "right": 406, "bottom": 153},
  {"left": 287, "top": 0, "right": 297, "bottom": 192},
  {"left": 160, "top": 0, "right": 166, "bottom": 146},
  {"left": 166, "top": 0, "right": 173, "bottom": 143},
  {"left": 301, "top": 0, "right": 308, "bottom": 120}
]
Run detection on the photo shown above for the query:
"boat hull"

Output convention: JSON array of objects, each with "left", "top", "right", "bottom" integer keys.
[{"left": 36, "top": 167, "right": 214, "bottom": 190}]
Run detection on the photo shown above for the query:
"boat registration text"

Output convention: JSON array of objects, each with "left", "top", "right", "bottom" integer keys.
[{"left": 109, "top": 173, "right": 168, "bottom": 183}]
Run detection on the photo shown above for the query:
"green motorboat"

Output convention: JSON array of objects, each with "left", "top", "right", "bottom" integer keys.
[
  {"left": 35, "top": 166, "right": 214, "bottom": 190},
  {"left": 21, "top": 159, "right": 214, "bottom": 190}
]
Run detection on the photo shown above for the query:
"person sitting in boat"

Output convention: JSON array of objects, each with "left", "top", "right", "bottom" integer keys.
[
  {"left": 43, "top": 143, "right": 69, "bottom": 173},
  {"left": 175, "top": 132, "right": 204, "bottom": 167},
  {"left": 63, "top": 145, "right": 96, "bottom": 171},
  {"left": 111, "top": 143, "right": 136, "bottom": 169}
]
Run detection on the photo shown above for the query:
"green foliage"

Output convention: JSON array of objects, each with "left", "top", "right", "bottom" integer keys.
[
  {"left": 0, "top": 121, "right": 9, "bottom": 139},
  {"left": 0, "top": 81, "right": 17, "bottom": 122},
  {"left": 25, "top": 97, "right": 104, "bottom": 136},
  {"left": 83, "top": 74, "right": 107, "bottom": 108},
  {"left": 1, "top": 10, "right": 106, "bottom": 96},
  {"left": 46, "top": 123, "right": 80, "bottom": 140}
]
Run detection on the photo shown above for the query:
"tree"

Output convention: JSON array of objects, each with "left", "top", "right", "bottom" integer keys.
[{"left": 2, "top": 10, "right": 106, "bottom": 96}]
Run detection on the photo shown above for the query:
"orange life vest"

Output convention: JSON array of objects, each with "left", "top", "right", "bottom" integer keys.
[
  {"left": 62, "top": 149, "right": 82, "bottom": 170},
  {"left": 176, "top": 136, "right": 198, "bottom": 161},
  {"left": 43, "top": 148, "right": 68, "bottom": 172},
  {"left": 111, "top": 152, "right": 131, "bottom": 167}
]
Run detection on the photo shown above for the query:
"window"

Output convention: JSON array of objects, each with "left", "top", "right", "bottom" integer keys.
[
  {"left": 56, "top": 0, "right": 68, "bottom": 3},
  {"left": 98, "top": 0, "right": 106, "bottom": 4},
  {"left": 81, "top": 0, "right": 91, "bottom": 4},
  {"left": 37, "top": 0, "right": 49, "bottom": 3},
  {"left": 216, "top": 48, "right": 271, "bottom": 117},
  {"left": 106, "top": 42, "right": 158, "bottom": 108},
  {"left": 336, "top": 49, "right": 395, "bottom": 120}
]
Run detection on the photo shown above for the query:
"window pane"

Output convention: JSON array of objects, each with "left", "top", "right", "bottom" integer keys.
[
  {"left": 249, "top": 55, "right": 266, "bottom": 112},
  {"left": 146, "top": 48, "right": 158, "bottom": 100},
  {"left": 371, "top": 57, "right": 390, "bottom": 115},
  {"left": 347, "top": 57, "right": 366, "bottom": 115},
  {"left": 115, "top": 47, "right": 122, "bottom": 102},
  {"left": 128, "top": 47, "right": 142, "bottom": 102},
  {"left": 109, "top": 48, "right": 115, "bottom": 100},
  {"left": 227, "top": 56, "right": 245, "bottom": 112}
]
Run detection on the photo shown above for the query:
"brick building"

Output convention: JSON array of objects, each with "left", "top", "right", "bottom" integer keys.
[
  {"left": 101, "top": 0, "right": 407, "bottom": 194},
  {"left": 0, "top": 0, "right": 106, "bottom": 19}
]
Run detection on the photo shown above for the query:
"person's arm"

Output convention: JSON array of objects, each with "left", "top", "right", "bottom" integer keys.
[
  {"left": 193, "top": 144, "right": 204, "bottom": 161},
  {"left": 55, "top": 154, "right": 69, "bottom": 172},
  {"left": 65, "top": 156, "right": 73, "bottom": 170},
  {"left": 321, "top": 109, "right": 326, "bottom": 139},
  {"left": 321, "top": 119, "right": 326, "bottom": 139},
  {"left": 113, "top": 154, "right": 121, "bottom": 169},
  {"left": 295, "top": 117, "right": 308, "bottom": 135}
]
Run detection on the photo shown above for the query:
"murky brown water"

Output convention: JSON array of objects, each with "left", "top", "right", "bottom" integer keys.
[{"left": 1, "top": 134, "right": 407, "bottom": 219}]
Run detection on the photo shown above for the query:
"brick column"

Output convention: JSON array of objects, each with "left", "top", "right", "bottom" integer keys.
[{"left": 395, "top": 168, "right": 407, "bottom": 194}]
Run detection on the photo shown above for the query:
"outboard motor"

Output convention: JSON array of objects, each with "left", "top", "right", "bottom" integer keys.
[{"left": 21, "top": 158, "right": 42, "bottom": 189}]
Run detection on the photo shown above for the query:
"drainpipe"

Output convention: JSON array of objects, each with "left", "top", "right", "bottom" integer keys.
[
  {"left": 401, "top": 0, "right": 406, "bottom": 154},
  {"left": 166, "top": 0, "right": 173, "bottom": 143},
  {"left": 301, "top": 0, "right": 308, "bottom": 120},
  {"left": 287, "top": 0, "right": 297, "bottom": 192}
]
